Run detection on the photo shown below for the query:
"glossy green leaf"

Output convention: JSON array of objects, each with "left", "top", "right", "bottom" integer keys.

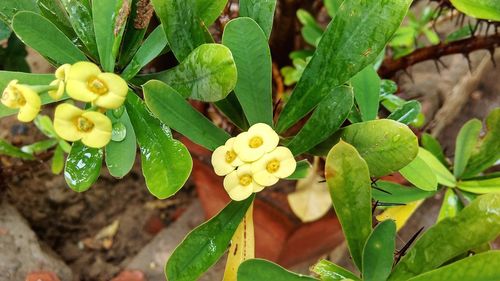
[
  {"left": 195, "top": 0, "right": 227, "bottom": 27},
  {"left": 135, "top": 44, "right": 236, "bottom": 102},
  {"left": 286, "top": 159, "right": 311, "bottom": 180},
  {"left": 341, "top": 119, "right": 419, "bottom": 177},
  {"left": 325, "top": 140, "right": 372, "bottom": 270},
  {"left": 51, "top": 144, "right": 64, "bottom": 174},
  {"left": 21, "top": 139, "right": 58, "bottom": 154},
  {"left": 93, "top": 0, "right": 130, "bottom": 71},
  {"left": 238, "top": 259, "right": 318, "bottom": 281},
  {"left": 463, "top": 108, "right": 500, "bottom": 178},
  {"left": 388, "top": 100, "right": 422, "bottom": 125},
  {"left": 0, "top": 72, "right": 64, "bottom": 118},
  {"left": 36, "top": 0, "right": 77, "bottom": 41},
  {"left": 352, "top": 65, "right": 380, "bottom": 121},
  {"left": 312, "top": 259, "right": 361, "bottom": 281},
  {"left": 418, "top": 148, "right": 456, "bottom": 187},
  {"left": 437, "top": 188, "right": 463, "bottom": 222},
  {"left": 125, "top": 93, "right": 192, "bottom": 199},
  {"left": 143, "top": 80, "right": 230, "bottom": 151},
  {"left": 60, "top": 0, "right": 98, "bottom": 58},
  {"left": 287, "top": 86, "right": 353, "bottom": 156},
  {"left": 372, "top": 181, "right": 436, "bottom": 204},
  {"left": 400, "top": 152, "right": 438, "bottom": 191},
  {"left": 450, "top": 0, "right": 500, "bottom": 21},
  {"left": 0, "top": 139, "right": 34, "bottom": 160},
  {"left": 12, "top": 11, "right": 87, "bottom": 65},
  {"left": 454, "top": 119, "right": 482, "bottom": 178},
  {"left": 151, "top": 0, "right": 207, "bottom": 61},
  {"left": 457, "top": 177, "right": 500, "bottom": 194},
  {"left": 362, "top": 220, "right": 396, "bottom": 281},
  {"left": 222, "top": 17, "right": 273, "bottom": 126},
  {"left": 64, "top": 141, "right": 103, "bottom": 192},
  {"left": 0, "top": 0, "right": 39, "bottom": 25},
  {"left": 105, "top": 106, "right": 137, "bottom": 178},
  {"left": 214, "top": 92, "right": 249, "bottom": 130},
  {"left": 239, "top": 0, "right": 277, "bottom": 39},
  {"left": 407, "top": 251, "right": 500, "bottom": 281},
  {"left": 121, "top": 25, "right": 168, "bottom": 80},
  {"left": 388, "top": 193, "right": 500, "bottom": 281},
  {"left": 276, "top": 0, "right": 411, "bottom": 133},
  {"left": 421, "top": 133, "right": 447, "bottom": 165},
  {"left": 166, "top": 196, "right": 254, "bottom": 281}
]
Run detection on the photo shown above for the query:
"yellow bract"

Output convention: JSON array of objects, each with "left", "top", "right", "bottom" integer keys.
[
  {"left": 1, "top": 80, "right": 41, "bottom": 122},
  {"left": 376, "top": 200, "right": 424, "bottom": 231},
  {"left": 212, "top": 123, "right": 297, "bottom": 201},
  {"left": 48, "top": 64, "right": 71, "bottom": 100},
  {"left": 66, "top": 62, "right": 128, "bottom": 109},
  {"left": 53, "top": 103, "right": 112, "bottom": 148}
]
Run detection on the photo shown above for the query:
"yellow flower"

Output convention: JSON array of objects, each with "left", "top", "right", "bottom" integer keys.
[
  {"left": 48, "top": 64, "right": 71, "bottom": 100},
  {"left": 233, "top": 123, "right": 279, "bottom": 162},
  {"left": 66, "top": 61, "right": 128, "bottom": 109},
  {"left": 1, "top": 80, "right": 41, "bottom": 122},
  {"left": 54, "top": 103, "right": 112, "bottom": 148},
  {"left": 251, "top": 146, "right": 296, "bottom": 186},
  {"left": 224, "top": 164, "right": 264, "bottom": 201},
  {"left": 211, "top": 137, "right": 244, "bottom": 176}
]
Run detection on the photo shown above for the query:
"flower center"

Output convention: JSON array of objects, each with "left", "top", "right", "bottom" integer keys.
[
  {"left": 87, "top": 77, "right": 108, "bottom": 95},
  {"left": 2, "top": 88, "right": 26, "bottom": 107},
  {"left": 249, "top": 136, "right": 263, "bottom": 148},
  {"left": 225, "top": 150, "right": 237, "bottom": 163},
  {"left": 266, "top": 159, "right": 280, "bottom": 173},
  {"left": 239, "top": 174, "right": 253, "bottom": 186},
  {"left": 76, "top": 117, "right": 94, "bottom": 132}
]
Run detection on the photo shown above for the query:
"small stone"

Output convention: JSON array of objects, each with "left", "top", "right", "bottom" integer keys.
[
  {"left": 25, "top": 271, "right": 61, "bottom": 281},
  {"left": 110, "top": 270, "right": 145, "bottom": 281}
]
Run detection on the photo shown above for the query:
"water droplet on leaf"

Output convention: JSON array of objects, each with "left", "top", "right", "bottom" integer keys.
[{"left": 111, "top": 122, "right": 127, "bottom": 142}]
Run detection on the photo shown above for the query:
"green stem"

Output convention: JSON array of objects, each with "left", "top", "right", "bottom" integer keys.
[{"left": 30, "top": 84, "right": 59, "bottom": 93}]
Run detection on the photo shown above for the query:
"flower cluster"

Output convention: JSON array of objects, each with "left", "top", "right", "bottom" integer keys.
[
  {"left": 211, "top": 123, "right": 297, "bottom": 201},
  {"left": 1, "top": 61, "right": 128, "bottom": 148}
]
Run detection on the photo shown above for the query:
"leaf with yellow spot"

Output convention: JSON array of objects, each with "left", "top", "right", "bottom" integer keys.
[{"left": 376, "top": 200, "right": 423, "bottom": 231}]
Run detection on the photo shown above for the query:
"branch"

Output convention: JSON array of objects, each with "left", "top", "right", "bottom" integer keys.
[{"left": 378, "top": 33, "right": 500, "bottom": 78}]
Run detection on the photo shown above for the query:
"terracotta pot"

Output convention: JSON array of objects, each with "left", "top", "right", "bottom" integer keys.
[{"left": 181, "top": 137, "right": 344, "bottom": 267}]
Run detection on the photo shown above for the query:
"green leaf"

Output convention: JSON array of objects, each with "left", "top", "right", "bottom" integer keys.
[
  {"left": 134, "top": 44, "right": 236, "bottom": 102},
  {"left": 60, "top": 0, "right": 98, "bottom": 58},
  {"left": 437, "top": 188, "right": 463, "bottom": 222},
  {"left": 341, "top": 119, "right": 419, "bottom": 177},
  {"left": 325, "top": 140, "right": 372, "bottom": 270},
  {"left": 93, "top": 0, "right": 130, "bottom": 71},
  {"left": 400, "top": 152, "right": 438, "bottom": 191},
  {"left": 388, "top": 100, "right": 422, "bottom": 125},
  {"left": 388, "top": 193, "right": 500, "bottom": 281},
  {"left": 418, "top": 148, "right": 456, "bottom": 187},
  {"left": 105, "top": 106, "right": 137, "bottom": 178},
  {"left": 2, "top": 34, "right": 30, "bottom": 72},
  {"left": 142, "top": 80, "right": 230, "bottom": 151},
  {"left": 194, "top": 0, "right": 227, "bottom": 27},
  {"left": 312, "top": 259, "right": 361, "bottom": 281},
  {"left": 222, "top": 17, "right": 273, "bottom": 126},
  {"left": 238, "top": 259, "right": 318, "bottom": 281},
  {"left": 121, "top": 25, "right": 168, "bottom": 80},
  {"left": 239, "top": 0, "right": 277, "bottom": 39},
  {"left": 324, "top": 0, "right": 343, "bottom": 18},
  {"left": 0, "top": 21, "right": 10, "bottom": 40},
  {"left": 463, "top": 108, "right": 500, "bottom": 178},
  {"left": 64, "top": 141, "right": 103, "bottom": 192},
  {"left": 450, "top": 0, "right": 500, "bottom": 21},
  {"left": 454, "top": 119, "right": 482, "bottom": 178},
  {"left": 457, "top": 177, "right": 500, "bottom": 194},
  {"left": 352, "top": 65, "right": 381, "bottom": 121},
  {"left": 166, "top": 196, "right": 255, "bottom": 281},
  {"left": 407, "top": 251, "right": 500, "bottom": 281},
  {"left": 36, "top": 0, "right": 77, "bottom": 42},
  {"left": 0, "top": 72, "right": 64, "bottom": 118},
  {"left": 372, "top": 181, "right": 436, "bottom": 204},
  {"left": 287, "top": 85, "right": 353, "bottom": 156},
  {"left": 125, "top": 93, "right": 192, "bottom": 199},
  {"left": 286, "top": 159, "right": 311, "bottom": 180},
  {"left": 151, "top": 0, "right": 207, "bottom": 61},
  {"left": 214, "top": 92, "right": 249, "bottom": 130},
  {"left": 297, "top": 9, "right": 324, "bottom": 46},
  {"left": 276, "top": 0, "right": 412, "bottom": 133},
  {"left": 0, "top": 0, "right": 39, "bottom": 25},
  {"left": 12, "top": 11, "right": 87, "bottom": 65},
  {"left": 51, "top": 144, "right": 64, "bottom": 174},
  {"left": 421, "top": 133, "right": 447, "bottom": 165},
  {"left": 362, "top": 220, "right": 396, "bottom": 281},
  {"left": 0, "top": 139, "right": 34, "bottom": 160},
  {"left": 21, "top": 138, "right": 58, "bottom": 154}
]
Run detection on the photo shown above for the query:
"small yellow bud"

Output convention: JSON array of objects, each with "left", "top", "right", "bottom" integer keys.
[{"left": 1, "top": 80, "right": 41, "bottom": 122}]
